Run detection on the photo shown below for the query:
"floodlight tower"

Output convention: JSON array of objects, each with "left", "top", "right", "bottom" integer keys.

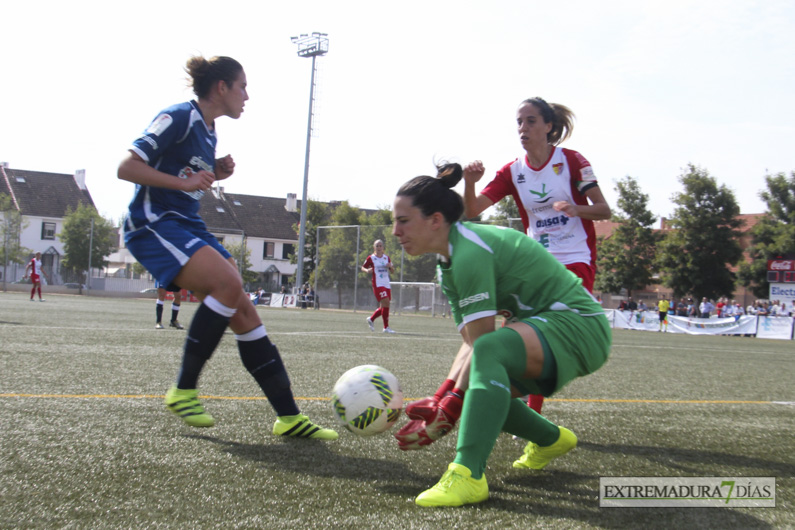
[{"left": 290, "top": 32, "right": 329, "bottom": 292}]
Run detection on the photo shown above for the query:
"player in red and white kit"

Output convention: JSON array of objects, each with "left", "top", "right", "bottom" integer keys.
[
  {"left": 361, "top": 239, "right": 396, "bottom": 333},
  {"left": 24, "top": 252, "right": 51, "bottom": 302},
  {"left": 463, "top": 97, "right": 611, "bottom": 414}
]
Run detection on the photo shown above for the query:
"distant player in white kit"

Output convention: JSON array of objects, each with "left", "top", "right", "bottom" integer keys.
[{"left": 362, "top": 239, "right": 396, "bottom": 333}]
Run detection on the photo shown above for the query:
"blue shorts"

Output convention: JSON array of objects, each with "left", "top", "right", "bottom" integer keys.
[
  {"left": 154, "top": 280, "right": 180, "bottom": 292},
  {"left": 126, "top": 218, "right": 231, "bottom": 291}
]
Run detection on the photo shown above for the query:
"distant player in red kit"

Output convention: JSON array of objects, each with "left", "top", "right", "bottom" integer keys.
[
  {"left": 362, "top": 239, "right": 396, "bottom": 333},
  {"left": 24, "top": 252, "right": 51, "bottom": 302},
  {"left": 463, "top": 98, "right": 611, "bottom": 414}
]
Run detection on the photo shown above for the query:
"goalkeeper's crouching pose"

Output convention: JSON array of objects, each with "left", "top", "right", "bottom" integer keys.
[{"left": 391, "top": 163, "right": 611, "bottom": 507}]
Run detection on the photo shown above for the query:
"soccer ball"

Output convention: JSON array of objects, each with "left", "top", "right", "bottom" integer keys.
[{"left": 331, "top": 365, "right": 403, "bottom": 436}]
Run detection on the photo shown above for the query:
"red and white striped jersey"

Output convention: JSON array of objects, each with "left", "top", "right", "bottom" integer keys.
[{"left": 481, "top": 146, "right": 599, "bottom": 267}]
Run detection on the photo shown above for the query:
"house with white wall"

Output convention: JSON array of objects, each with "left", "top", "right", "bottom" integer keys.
[
  {"left": 200, "top": 188, "right": 303, "bottom": 291},
  {"left": 0, "top": 163, "right": 95, "bottom": 284}
]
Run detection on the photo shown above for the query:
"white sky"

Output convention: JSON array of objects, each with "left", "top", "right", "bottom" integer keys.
[{"left": 3, "top": 0, "right": 793, "bottom": 224}]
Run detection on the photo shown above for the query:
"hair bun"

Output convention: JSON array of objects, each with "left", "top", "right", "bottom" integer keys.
[{"left": 436, "top": 162, "right": 463, "bottom": 189}]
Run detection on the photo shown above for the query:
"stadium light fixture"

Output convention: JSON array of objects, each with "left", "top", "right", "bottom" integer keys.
[{"left": 290, "top": 32, "right": 329, "bottom": 292}]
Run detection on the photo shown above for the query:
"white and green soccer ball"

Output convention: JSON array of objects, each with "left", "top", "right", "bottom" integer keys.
[{"left": 331, "top": 365, "right": 403, "bottom": 436}]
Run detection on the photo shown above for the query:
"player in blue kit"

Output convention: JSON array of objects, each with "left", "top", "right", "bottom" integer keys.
[
  {"left": 392, "top": 163, "right": 611, "bottom": 507},
  {"left": 118, "top": 55, "right": 337, "bottom": 440}
]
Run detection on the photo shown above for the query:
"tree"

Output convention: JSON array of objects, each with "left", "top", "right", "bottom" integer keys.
[
  {"left": 1, "top": 193, "right": 31, "bottom": 289},
  {"left": 224, "top": 241, "right": 259, "bottom": 289},
  {"left": 594, "top": 176, "right": 659, "bottom": 297},
  {"left": 738, "top": 171, "right": 795, "bottom": 298},
  {"left": 131, "top": 262, "right": 148, "bottom": 278},
  {"left": 59, "top": 204, "right": 115, "bottom": 293},
  {"left": 484, "top": 196, "right": 519, "bottom": 229},
  {"left": 314, "top": 201, "right": 363, "bottom": 307},
  {"left": 655, "top": 164, "right": 743, "bottom": 300},
  {"left": 291, "top": 199, "right": 331, "bottom": 287}
]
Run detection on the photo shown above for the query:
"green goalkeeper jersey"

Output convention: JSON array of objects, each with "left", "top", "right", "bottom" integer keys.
[{"left": 438, "top": 221, "right": 605, "bottom": 330}]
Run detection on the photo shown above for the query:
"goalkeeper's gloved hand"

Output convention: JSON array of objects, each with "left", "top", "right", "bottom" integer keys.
[{"left": 394, "top": 391, "right": 463, "bottom": 451}]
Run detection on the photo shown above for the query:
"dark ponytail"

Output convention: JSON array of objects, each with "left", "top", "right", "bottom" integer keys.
[
  {"left": 186, "top": 56, "right": 243, "bottom": 98},
  {"left": 396, "top": 162, "right": 464, "bottom": 224}
]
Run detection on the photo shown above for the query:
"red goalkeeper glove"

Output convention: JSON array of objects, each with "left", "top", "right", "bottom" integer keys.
[{"left": 394, "top": 391, "right": 463, "bottom": 451}]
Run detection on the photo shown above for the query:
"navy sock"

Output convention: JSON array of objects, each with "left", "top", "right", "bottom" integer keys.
[
  {"left": 155, "top": 302, "right": 164, "bottom": 323},
  {"left": 176, "top": 298, "right": 234, "bottom": 389},
  {"left": 171, "top": 304, "right": 180, "bottom": 322},
  {"left": 236, "top": 326, "right": 300, "bottom": 417}
]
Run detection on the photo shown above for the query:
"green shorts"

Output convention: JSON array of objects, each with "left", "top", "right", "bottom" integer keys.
[{"left": 511, "top": 311, "right": 611, "bottom": 397}]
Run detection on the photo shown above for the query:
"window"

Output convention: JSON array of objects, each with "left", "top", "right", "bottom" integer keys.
[
  {"left": 282, "top": 243, "right": 294, "bottom": 260},
  {"left": 264, "top": 242, "right": 275, "bottom": 259},
  {"left": 41, "top": 222, "right": 56, "bottom": 240}
]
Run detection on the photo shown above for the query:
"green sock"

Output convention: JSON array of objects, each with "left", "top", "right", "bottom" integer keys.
[
  {"left": 455, "top": 388, "right": 510, "bottom": 480},
  {"left": 502, "top": 398, "right": 560, "bottom": 446},
  {"left": 454, "top": 328, "right": 532, "bottom": 479}
]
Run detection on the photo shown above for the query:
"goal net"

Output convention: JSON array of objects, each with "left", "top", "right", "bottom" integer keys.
[{"left": 391, "top": 281, "right": 448, "bottom": 317}]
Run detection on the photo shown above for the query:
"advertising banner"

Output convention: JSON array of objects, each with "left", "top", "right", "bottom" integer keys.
[
  {"left": 269, "top": 293, "right": 298, "bottom": 308},
  {"left": 668, "top": 315, "right": 758, "bottom": 336},
  {"left": 613, "top": 310, "right": 667, "bottom": 332},
  {"left": 611, "top": 311, "right": 758, "bottom": 336},
  {"left": 769, "top": 283, "right": 795, "bottom": 302},
  {"left": 755, "top": 316, "right": 794, "bottom": 340}
]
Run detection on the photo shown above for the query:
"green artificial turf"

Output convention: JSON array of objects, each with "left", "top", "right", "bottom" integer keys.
[{"left": 1, "top": 292, "right": 792, "bottom": 528}]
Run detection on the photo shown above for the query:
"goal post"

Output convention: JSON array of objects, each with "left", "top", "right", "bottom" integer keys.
[{"left": 391, "top": 281, "right": 447, "bottom": 317}]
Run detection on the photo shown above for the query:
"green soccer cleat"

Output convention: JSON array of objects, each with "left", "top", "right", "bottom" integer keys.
[
  {"left": 164, "top": 386, "right": 215, "bottom": 427},
  {"left": 272, "top": 414, "right": 339, "bottom": 440},
  {"left": 169, "top": 320, "right": 184, "bottom": 330},
  {"left": 512, "top": 426, "right": 577, "bottom": 469},
  {"left": 415, "top": 463, "right": 489, "bottom": 507}
]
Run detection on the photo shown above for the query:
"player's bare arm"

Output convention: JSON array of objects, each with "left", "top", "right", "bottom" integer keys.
[
  {"left": 462, "top": 160, "right": 494, "bottom": 218},
  {"left": 552, "top": 186, "right": 611, "bottom": 220},
  {"left": 118, "top": 152, "right": 215, "bottom": 192},
  {"left": 215, "top": 154, "right": 235, "bottom": 180}
]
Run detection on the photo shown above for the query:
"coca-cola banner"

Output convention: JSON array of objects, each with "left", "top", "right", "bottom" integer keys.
[{"left": 768, "top": 260, "right": 795, "bottom": 271}]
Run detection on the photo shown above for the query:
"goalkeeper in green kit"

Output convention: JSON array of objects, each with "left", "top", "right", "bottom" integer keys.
[{"left": 391, "top": 162, "right": 612, "bottom": 507}]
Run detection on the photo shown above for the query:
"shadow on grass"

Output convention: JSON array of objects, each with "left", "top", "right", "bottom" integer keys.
[
  {"left": 184, "top": 433, "right": 429, "bottom": 498},
  {"left": 185, "top": 434, "right": 779, "bottom": 528},
  {"left": 578, "top": 440, "right": 795, "bottom": 476}
]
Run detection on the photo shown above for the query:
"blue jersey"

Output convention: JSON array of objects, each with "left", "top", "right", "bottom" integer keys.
[{"left": 124, "top": 101, "right": 217, "bottom": 239}]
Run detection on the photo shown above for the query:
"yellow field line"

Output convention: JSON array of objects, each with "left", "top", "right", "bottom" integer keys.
[{"left": 0, "top": 393, "right": 778, "bottom": 405}]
